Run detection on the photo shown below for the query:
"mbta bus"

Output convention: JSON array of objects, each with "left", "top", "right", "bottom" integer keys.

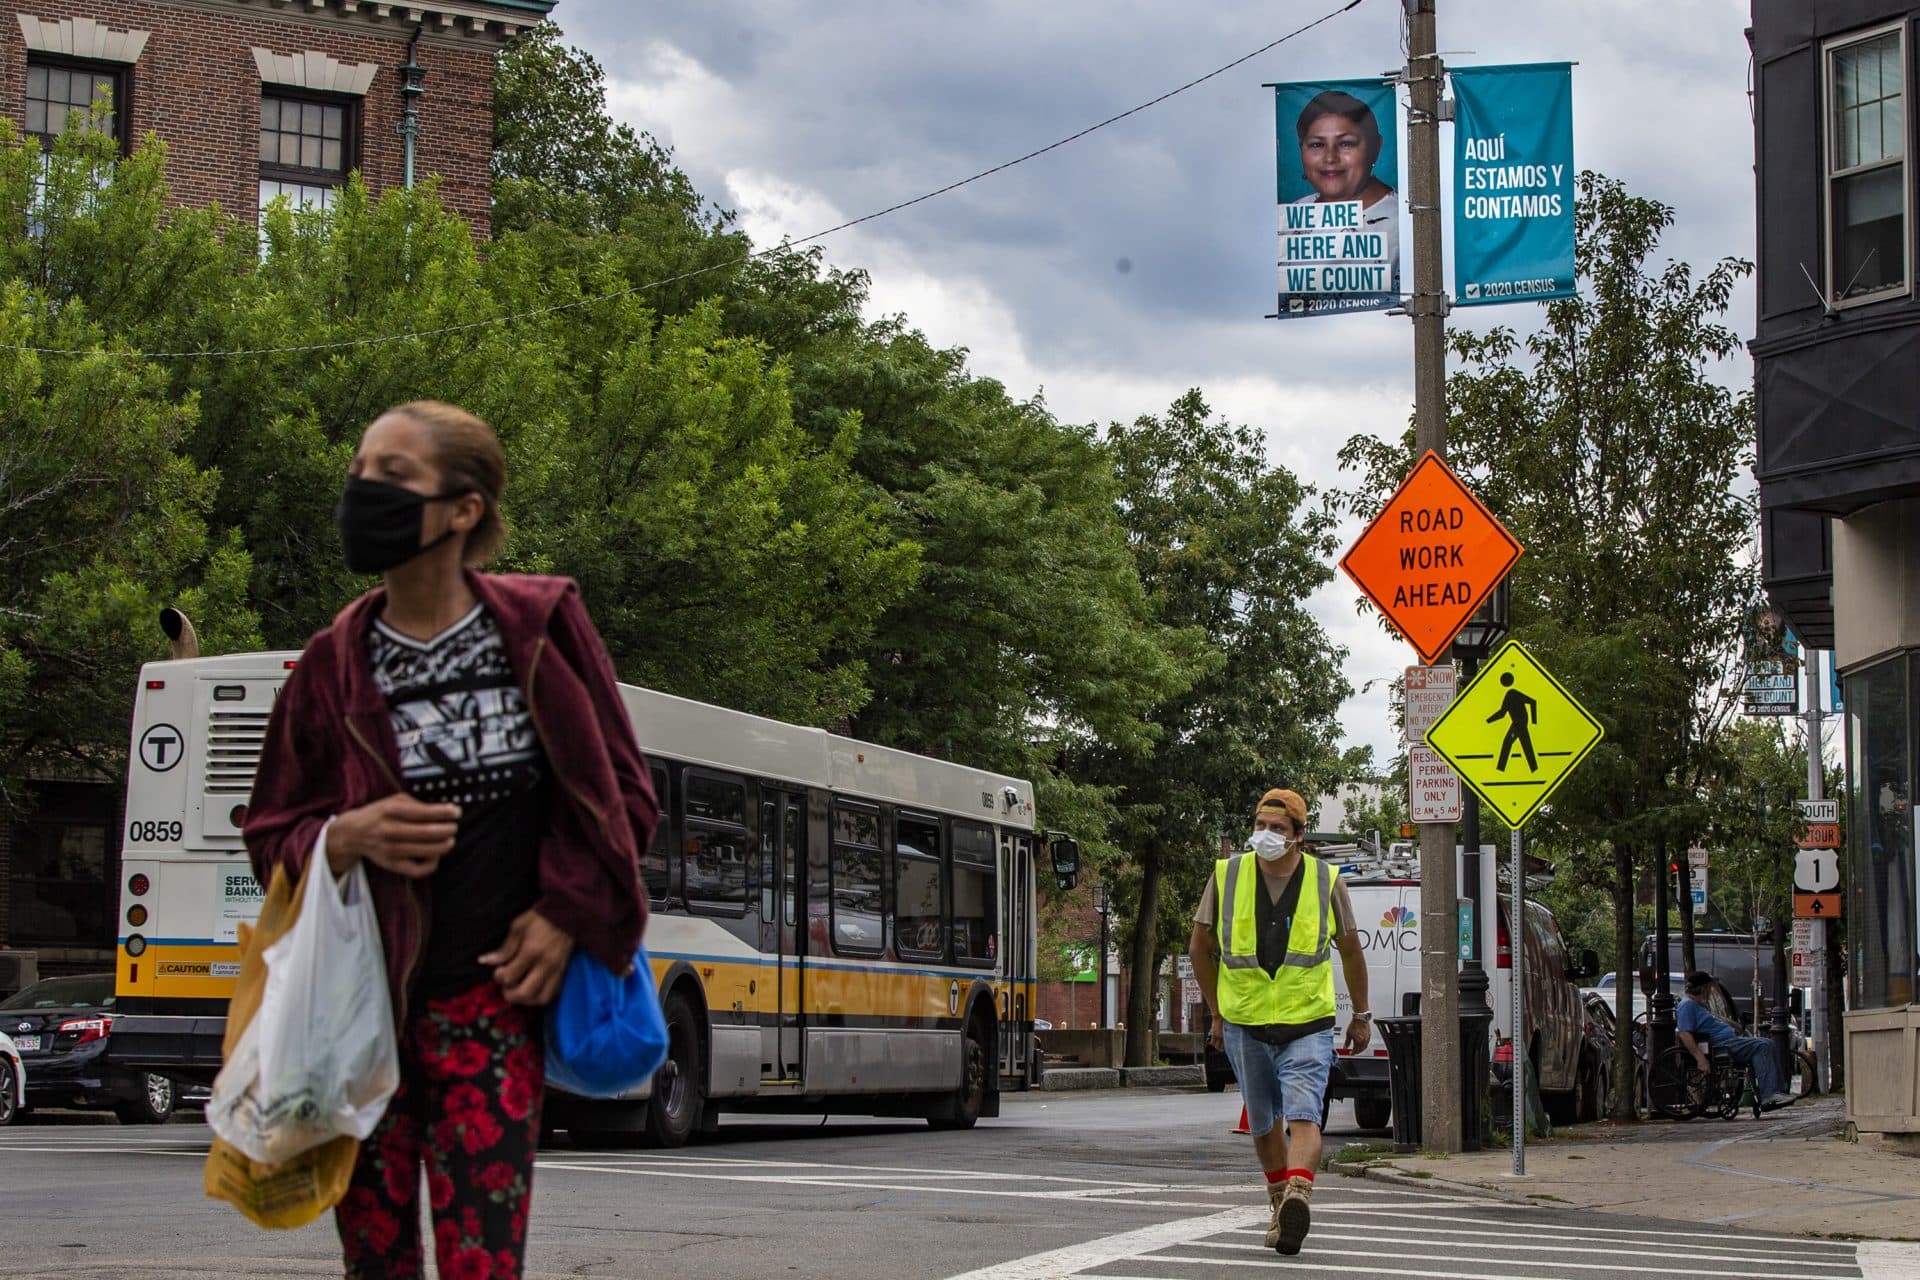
[{"left": 110, "top": 641, "right": 1077, "bottom": 1144}]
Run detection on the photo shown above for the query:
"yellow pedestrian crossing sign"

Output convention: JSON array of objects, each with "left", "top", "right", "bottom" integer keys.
[{"left": 1424, "top": 639, "right": 1604, "bottom": 828}]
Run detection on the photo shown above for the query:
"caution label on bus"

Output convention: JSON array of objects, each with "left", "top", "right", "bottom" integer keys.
[{"left": 157, "top": 961, "right": 241, "bottom": 978}]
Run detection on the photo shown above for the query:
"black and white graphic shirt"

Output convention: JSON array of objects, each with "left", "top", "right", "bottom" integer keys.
[
  {"left": 367, "top": 605, "right": 544, "bottom": 805},
  {"left": 367, "top": 605, "right": 549, "bottom": 995}
]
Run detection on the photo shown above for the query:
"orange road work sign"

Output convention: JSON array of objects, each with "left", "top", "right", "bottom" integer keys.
[
  {"left": 1794, "top": 892, "right": 1842, "bottom": 919},
  {"left": 1340, "top": 451, "right": 1523, "bottom": 664}
]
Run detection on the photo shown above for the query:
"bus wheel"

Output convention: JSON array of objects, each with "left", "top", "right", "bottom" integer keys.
[
  {"left": 116, "top": 1072, "right": 174, "bottom": 1125},
  {"left": 930, "top": 1018, "right": 991, "bottom": 1131},
  {"left": 645, "top": 990, "right": 705, "bottom": 1148}
]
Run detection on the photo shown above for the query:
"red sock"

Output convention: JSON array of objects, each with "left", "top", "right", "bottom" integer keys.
[
  {"left": 1283, "top": 1168, "right": 1315, "bottom": 1183},
  {"left": 1264, "top": 1169, "right": 1288, "bottom": 1184}
]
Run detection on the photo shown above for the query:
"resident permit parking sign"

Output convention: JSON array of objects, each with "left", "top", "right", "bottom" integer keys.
[
  {"left": 1340, "top": 451, "right": 1523, "bottom": 664},
  {"left": 1423, "top": 639, "right": 1604, "bottom": 828}
]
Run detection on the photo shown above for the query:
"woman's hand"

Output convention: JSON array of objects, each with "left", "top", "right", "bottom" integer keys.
[
  {"left": 480, "top": 910, "right": 575, "bottom": 1006},
  {"left": 327, "top": 794, "right": 461, "bottom": 877}
]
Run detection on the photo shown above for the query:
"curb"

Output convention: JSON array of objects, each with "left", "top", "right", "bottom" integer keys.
[
  {"left": 1339, "top": 1161, "right": 1535, "bottom": 1205},
  {"left": 1038, "top": 1068, "right": 1121, "bottom": 1091}
]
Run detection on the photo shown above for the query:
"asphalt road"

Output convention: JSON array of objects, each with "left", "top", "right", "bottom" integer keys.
[{"left": 0, "top": 1093, "right": 1878, "bottom": 1279}]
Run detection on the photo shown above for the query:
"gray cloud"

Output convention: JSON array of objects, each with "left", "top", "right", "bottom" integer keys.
[{"left": 555, "top": 0, "right": 1757, "bottom": 767}]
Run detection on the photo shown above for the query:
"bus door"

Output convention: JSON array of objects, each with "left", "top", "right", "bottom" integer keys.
[
  {"left": 999, "top": 833, "right": 1035, "bottom": 1081},
  {"left": 763, "top": 789, "right": 808, "bottom": 1082}
]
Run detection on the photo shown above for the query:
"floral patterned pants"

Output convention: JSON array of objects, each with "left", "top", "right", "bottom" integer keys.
[{"left": 335, "top": 979, "right": 545, "bottom": 1280}]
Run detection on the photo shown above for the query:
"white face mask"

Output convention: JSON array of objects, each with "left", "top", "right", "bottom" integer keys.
[{"left": 1249, "top": 829, "right": 1291, "bottom": 861}]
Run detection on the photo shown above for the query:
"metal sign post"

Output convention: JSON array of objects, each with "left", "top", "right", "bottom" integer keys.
[{"left": 1511, "top": 826, "right": 1525, "bottom": 1176}]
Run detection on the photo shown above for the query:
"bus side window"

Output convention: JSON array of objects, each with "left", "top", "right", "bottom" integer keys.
[
  {"left": 760, "top": 799, "right": 777, "bottom": 923},
  {"left": 829, "top": 801, "right": 885, "bottom": 957},
  {"left": 951, "top": 820, "right": 997, "bottom": 966},
  {"left": 642, "top": 764, "right": 672, "bottom": 905},
  {"left": 894, "top": 814, "right": 945, "bottom": 961},
  {"left": 684, "top": 771, "right": 750, "bottom": 917}
]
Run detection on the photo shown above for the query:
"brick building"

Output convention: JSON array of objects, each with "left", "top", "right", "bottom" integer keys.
[
  {"left": 0, "top": 0, "right": 549, "bottom": 986},
  {"left": 0, "top": 0, "right": 553, "bottom": 237}
]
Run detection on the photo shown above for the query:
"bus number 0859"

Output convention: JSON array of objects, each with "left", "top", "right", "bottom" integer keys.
[{"left": 128, "top": 819, "right": 185, "bottom": 844}]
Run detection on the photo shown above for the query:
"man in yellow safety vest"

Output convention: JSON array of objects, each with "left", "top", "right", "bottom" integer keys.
[{"left": 1189, "top": 787, "right": 1371, "bottom": 1256}]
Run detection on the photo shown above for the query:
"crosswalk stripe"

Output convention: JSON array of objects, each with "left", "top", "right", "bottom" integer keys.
[
  {"left": 1218, "top": 1221, "right": 1856, "bottom": 1262},
  {"left": 1182, "top": 1237, "right": 1857, "bottom": 1274}
]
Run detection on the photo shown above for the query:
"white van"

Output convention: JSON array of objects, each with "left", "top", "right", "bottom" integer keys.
[{"left": 1329, "top": 846, "right": 1602, "bottom": 1130}]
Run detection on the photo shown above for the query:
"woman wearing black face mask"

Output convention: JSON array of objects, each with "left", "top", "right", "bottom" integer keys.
[{"left": 243, "top": 401, "right": 658, "bottom": 1280}]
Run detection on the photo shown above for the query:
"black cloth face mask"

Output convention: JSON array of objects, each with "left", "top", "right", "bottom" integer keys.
[{"left": 335, "top": 476, "right": 468, "bottom": 575}]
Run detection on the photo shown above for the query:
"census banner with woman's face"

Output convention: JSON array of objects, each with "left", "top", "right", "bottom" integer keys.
[{"left": 1273, "top": 78, "right": 1401, "bottom": 318}]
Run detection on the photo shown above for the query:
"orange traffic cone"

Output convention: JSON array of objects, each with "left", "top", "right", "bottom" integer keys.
[{"left": 1231, "top": 1104, "right": 1250, "bottom": 1135}]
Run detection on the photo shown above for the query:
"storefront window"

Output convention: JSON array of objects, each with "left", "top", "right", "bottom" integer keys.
[{"left": 1846, "top": 653, "right": 1916, "bottom": 1008}]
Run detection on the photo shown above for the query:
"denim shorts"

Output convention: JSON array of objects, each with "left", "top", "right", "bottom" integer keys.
[{"left": 1223, "top": 1023, "right": 1335, "bottom": 1138}]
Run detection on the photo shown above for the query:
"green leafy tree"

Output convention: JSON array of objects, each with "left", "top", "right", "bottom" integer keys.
[
  {"left": 492, "top": 24, "right": 707, "bottom": 240},
  {"left": 1089, "top": 391, "right": 1352, "bottom": 1066},
  {"left": 0, "top": 124, "right": 261, "bottom": 811},
  {"left": 1339, "top": 173, "right": 1756, "bottom": 1118}
]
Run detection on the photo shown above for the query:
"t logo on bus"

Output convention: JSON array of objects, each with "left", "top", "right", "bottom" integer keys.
[{"left": 139, "top": 724, "right": 183, "bottom": 772}]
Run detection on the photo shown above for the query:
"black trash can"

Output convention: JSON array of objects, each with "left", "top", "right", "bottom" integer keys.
[
  {"left": 1377, "top": 1015, "right": 1423, "bottom": 1152},
  {"left": 1460, "top": 1009, "right": 1493, "bottom": 1152}
]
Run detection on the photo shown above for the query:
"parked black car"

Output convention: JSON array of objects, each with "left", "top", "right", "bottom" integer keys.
[{"left": 0, "top": 974, "right": 175, "bottom": 1123}]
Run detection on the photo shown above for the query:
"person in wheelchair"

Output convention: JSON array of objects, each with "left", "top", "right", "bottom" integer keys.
[{"left": 1676, "top": 970, "right": 1794, "bottom": 1109}]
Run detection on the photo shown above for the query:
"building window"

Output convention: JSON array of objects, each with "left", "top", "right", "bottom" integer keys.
[
  {"left": 7, "top": 782, "right": 116, "bottom": 947},
  {"left": 1826, "top": 25, "right": 1909, "bottom": 304},
  {"left": 258, "top": 93, "right": 352, "bottom": 219},
  {"left": 25, "top": 58, "right": 126, "bottom": 150},
  {"left": 1845, "top": 653, "right": 1916, "bottom": 1010}
]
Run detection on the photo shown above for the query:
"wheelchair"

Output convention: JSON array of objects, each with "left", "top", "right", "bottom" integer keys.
[{"left": 1647, "top": 1042, "right": 1784, "bottom": 1121}]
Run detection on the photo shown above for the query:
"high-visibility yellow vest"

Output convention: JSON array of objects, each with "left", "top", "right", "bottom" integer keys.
[{"left": 1212, "top": 851, "right": 1336, "bottom": 1026}]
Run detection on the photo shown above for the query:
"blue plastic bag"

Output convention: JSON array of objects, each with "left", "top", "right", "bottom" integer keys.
[{"left": 544, "top": 945, "right": 669, "bottom": 1098}]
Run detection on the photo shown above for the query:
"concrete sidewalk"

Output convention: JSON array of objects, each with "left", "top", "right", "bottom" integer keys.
[{"left": 1343, "top": 1095, "right": 1920, "bottom": 1242}]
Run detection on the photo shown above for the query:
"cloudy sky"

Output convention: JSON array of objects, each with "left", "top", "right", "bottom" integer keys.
[{"left": 548, "top": 0, "right": 1757, "bottom": 769}]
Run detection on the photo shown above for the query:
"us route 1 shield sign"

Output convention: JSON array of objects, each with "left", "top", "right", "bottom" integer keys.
[
  {"left": 1423, "top": 638, "right": 1604, "bottom": 828},
  {"left": 1339, "top": 451, "right": 1523, "bottom": 664}
]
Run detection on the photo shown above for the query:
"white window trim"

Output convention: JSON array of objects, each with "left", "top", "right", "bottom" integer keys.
[
  {"left": 1822, "top": 20, "right": 1913, "bottom": 309},
  {"left": 251, "top": 48, "right": 378, "bottom": 98},
  {"left": 16, "top": 15, "right": 149, "bottom": 63}
]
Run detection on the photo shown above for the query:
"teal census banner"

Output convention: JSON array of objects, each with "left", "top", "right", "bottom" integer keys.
[
  {"left": 1451, "top": 64, "right": 1576, "bottom": 307},
  {"left": 1273, "top": 79, "right": 1401, "bottom": 318}
]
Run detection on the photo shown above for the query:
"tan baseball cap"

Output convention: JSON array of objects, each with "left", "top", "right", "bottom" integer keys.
[{"left": 1255, "top": 788, "right": 1308, "bottom": 828}]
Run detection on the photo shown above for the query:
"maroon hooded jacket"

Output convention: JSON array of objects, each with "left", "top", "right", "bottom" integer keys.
[{"left": 242, "top": 572, "right": 656, "bottom": 1027}]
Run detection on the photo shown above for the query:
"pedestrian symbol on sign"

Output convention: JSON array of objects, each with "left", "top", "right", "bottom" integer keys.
[
  {"left": 1424, "top": 640, "right": 1604, "bottom": 828},
  {"left": 1489, "top": 673, "right": 1539, "bottom": 772}
]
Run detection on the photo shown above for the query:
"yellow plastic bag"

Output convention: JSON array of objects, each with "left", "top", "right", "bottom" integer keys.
[{"left": 204, "top": 859, "right": 361, "bottom": 1229}]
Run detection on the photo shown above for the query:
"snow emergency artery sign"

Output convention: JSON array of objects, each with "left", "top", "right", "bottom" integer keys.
[{"left": 1339, "top": 451, "right": 1523, "bottom": 664}]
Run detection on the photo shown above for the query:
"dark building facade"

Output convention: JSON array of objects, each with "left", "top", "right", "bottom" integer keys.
[
  {"left": 1753, "top": 0, "right": 1920, "bottom": 1137},
  {"left": 0, "top": 0, "right": 552, "bottom": 985}
]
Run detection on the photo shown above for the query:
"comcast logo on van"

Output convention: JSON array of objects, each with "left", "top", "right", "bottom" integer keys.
[{"left": 1380, "top": 906, "right": 1416, "bottom": 930}]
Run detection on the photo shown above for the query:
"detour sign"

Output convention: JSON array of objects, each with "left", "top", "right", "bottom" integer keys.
[{"left": 1340, "top": 451, "right": 1522, "bottom": 664}]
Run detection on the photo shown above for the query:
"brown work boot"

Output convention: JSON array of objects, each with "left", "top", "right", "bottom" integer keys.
[
  {"left": 1262, "top": 1181, "right": 1287, "bottom": 1250},
  {"left": 1274, "top": 1175, "right": 1313, "bottom": 1255}
]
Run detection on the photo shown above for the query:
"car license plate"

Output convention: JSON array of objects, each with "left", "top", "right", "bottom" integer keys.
[{"left": 13, "top": 1034, "right": 40, "bottom": 1052}]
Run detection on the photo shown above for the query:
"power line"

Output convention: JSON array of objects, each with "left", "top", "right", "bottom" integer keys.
[{"left": 1, "top": 0, "right": 1369, "bottom": 362}]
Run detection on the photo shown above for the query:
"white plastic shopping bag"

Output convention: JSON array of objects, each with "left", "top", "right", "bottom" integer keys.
[{"left": 207, "top": 825, "right": 399, "bottom": 1164}]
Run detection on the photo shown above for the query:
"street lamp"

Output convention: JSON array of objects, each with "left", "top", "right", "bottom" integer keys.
[
  {"left": 1092, "top": 883, "right": 1112, "bottom": 1031},
  {"left": 1450, "top": 582, "right": 1507, "bottom": 1147}
]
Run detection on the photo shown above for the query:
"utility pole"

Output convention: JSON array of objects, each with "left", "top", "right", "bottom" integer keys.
[
  {"left": 1804, "top": 649, "right": 1827, "bottom": 1093},
  {"left": 1405, "top": 0, "right": 1462, "bottom": 1154}
]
